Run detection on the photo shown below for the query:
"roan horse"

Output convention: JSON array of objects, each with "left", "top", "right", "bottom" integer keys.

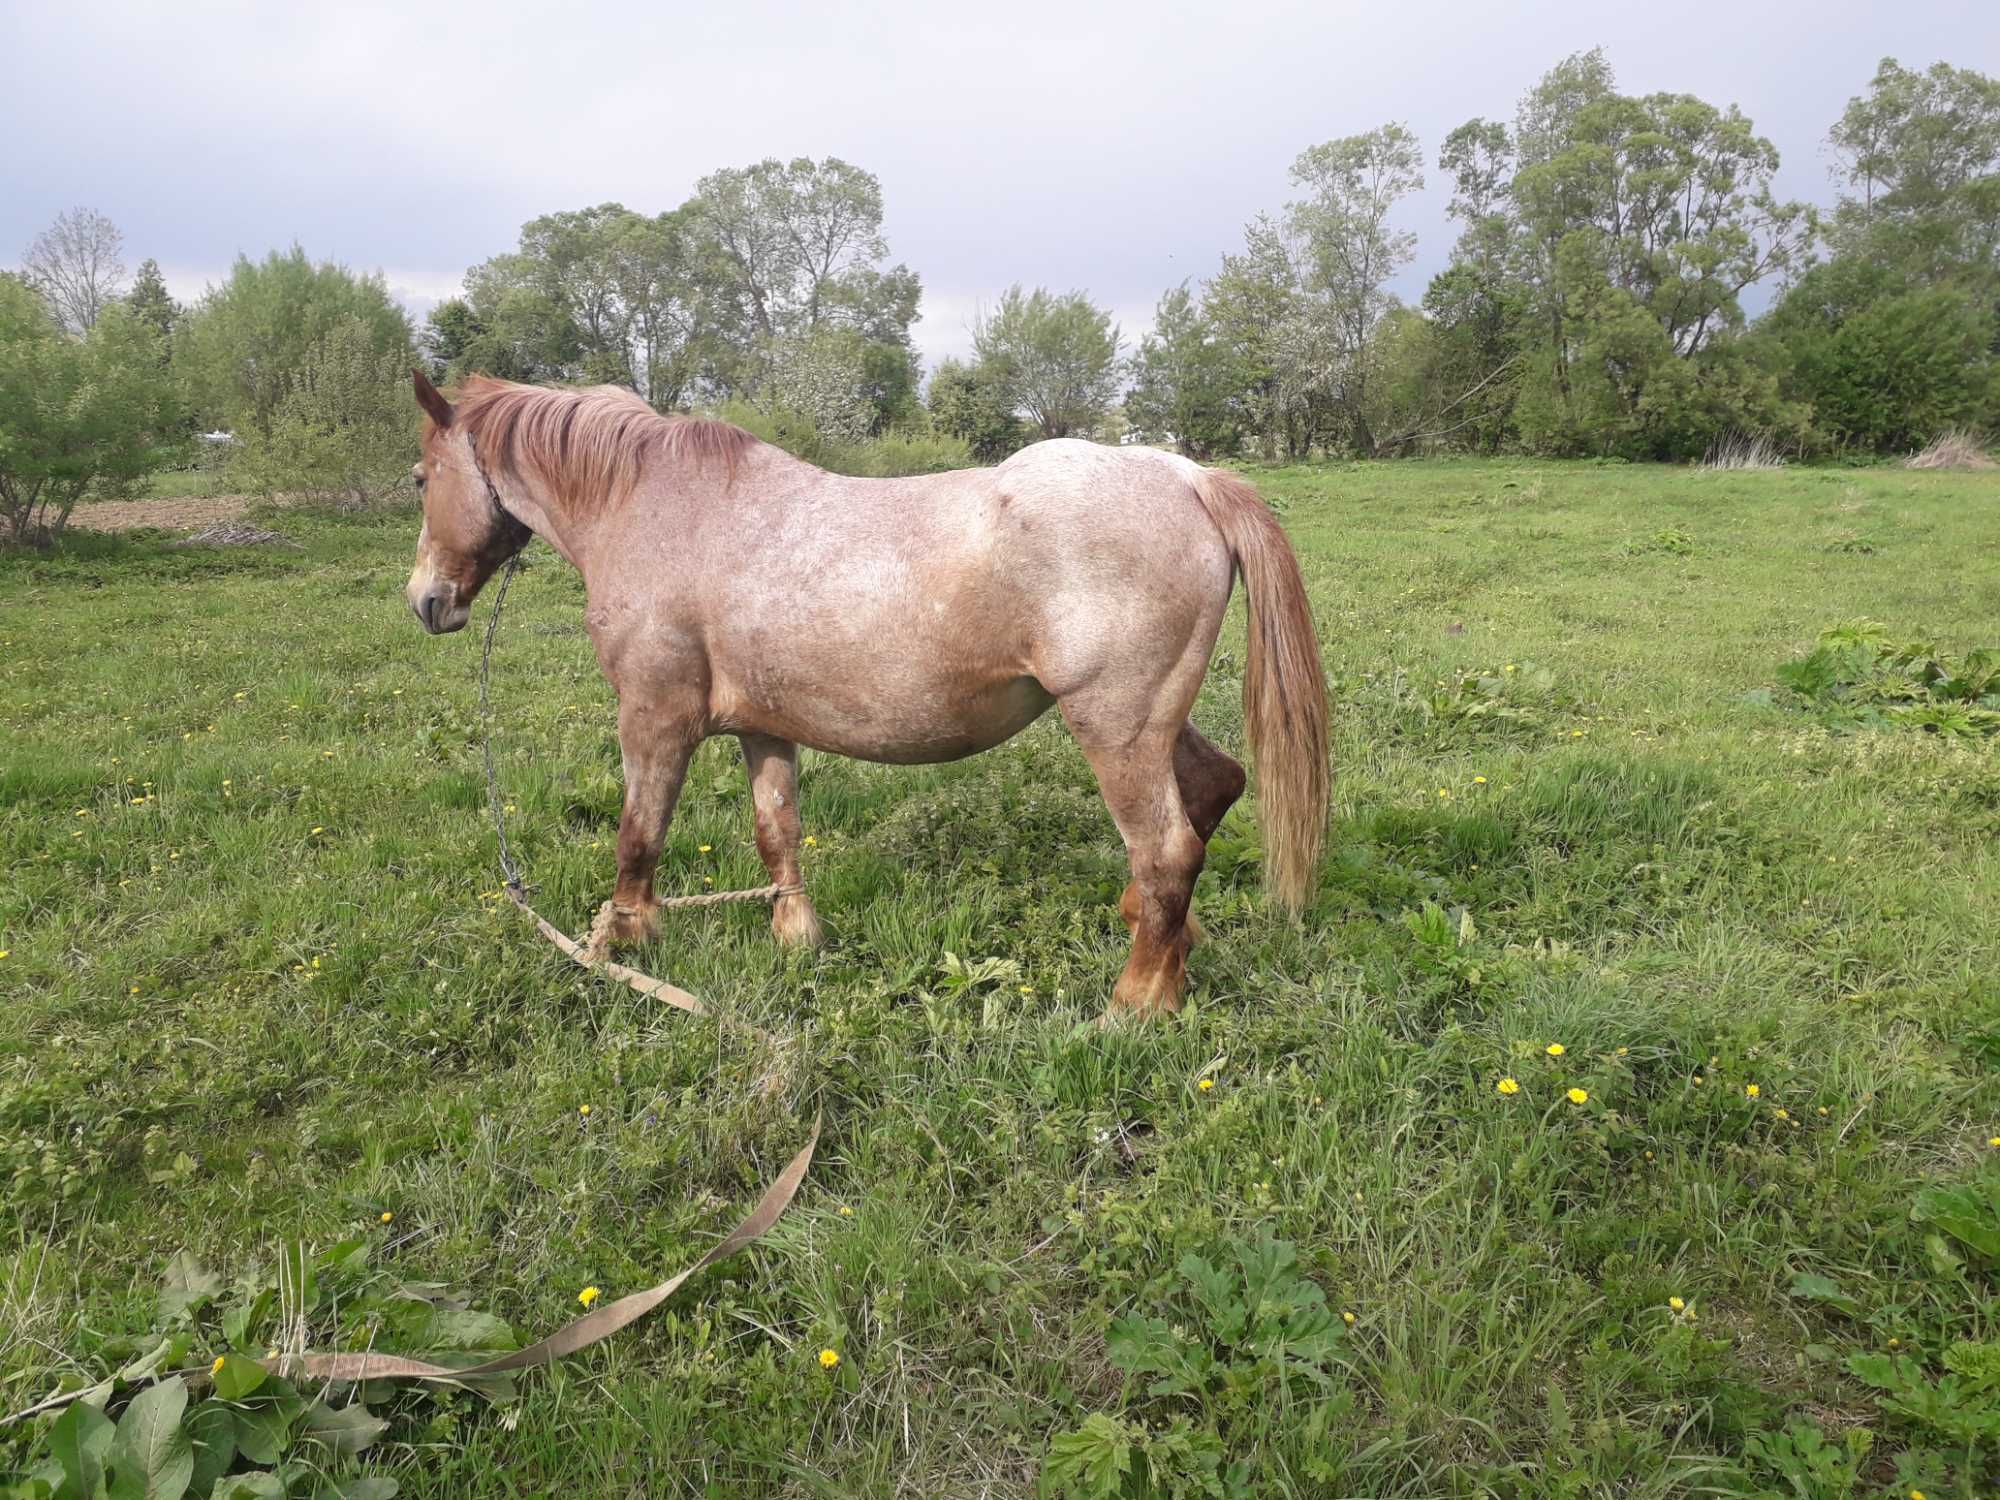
[{"left": 404, "top": 371, "right": 1329, "bottom": 1020}]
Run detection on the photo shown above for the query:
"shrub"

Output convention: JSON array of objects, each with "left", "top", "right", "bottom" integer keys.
[
  {"left": 0, "top": 278, "right": 182, "bottom": 546},
  {"left": 230, "top": 317, "right": 418, "bottom": 505}
]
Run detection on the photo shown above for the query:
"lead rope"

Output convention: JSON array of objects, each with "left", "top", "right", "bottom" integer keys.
[{"left": 472, "top": 543, "right": 799, "bottom": 1032}]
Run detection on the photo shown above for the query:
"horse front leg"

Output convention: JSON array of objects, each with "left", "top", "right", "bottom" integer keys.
[
  {"left": 598, "top": 696, "right": 700, "bottom": 954},
  {"left": 739, "top": 733, "right": 823, "bottom": 948}
]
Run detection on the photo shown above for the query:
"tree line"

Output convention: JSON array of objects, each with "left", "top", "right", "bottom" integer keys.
[{"left": 2, "top": 50, "right": 1994, "bottom": 543}]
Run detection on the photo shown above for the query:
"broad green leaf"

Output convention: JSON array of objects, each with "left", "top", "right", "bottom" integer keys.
[
  {"left": 157, "top": 1254, "right": 222, "bottom": 1321},
  {"left": 48, "top": 1399, "right": 114, "bottom": 1500},
  {"left": 390, "top": 1306, "right": 518, "bottom": 1352},
  {"left": 1786, "top": 1271, "right": 1862, "bottom": 1318},
  {"left": 107, "top": 1377, "right": 192, "bottom": 1500},
  {"left": 184, "top": 1403, "right": 236, "bottom": 1497},
  {"left": 222, "top": 1291, "right": 273, "bottom": 1350},
  {"left": 231, "top": 1405, "right": 293, "bottom": 1468},
  {"left": 211, "top": 1476, "right": 284, "bottom": 1500},
  {"left": 210, "top": 1356, "right": 267, "bottom": 1403},
  {"left": 300, "top": 1402, "right": 387, "bottom": 1457}
]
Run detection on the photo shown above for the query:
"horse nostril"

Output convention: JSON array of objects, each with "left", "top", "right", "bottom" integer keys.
[{"left": 415, "top": 591, "right": 438, "bottom": 632}]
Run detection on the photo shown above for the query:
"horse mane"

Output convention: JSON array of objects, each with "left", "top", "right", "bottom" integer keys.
[{"left": 446, "top": 376, "right": 760, "bottom": 515}]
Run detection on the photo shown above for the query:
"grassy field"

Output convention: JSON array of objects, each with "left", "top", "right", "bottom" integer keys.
[{"left": 3, "top": 458, "right": 1999, "bottom": 1498}]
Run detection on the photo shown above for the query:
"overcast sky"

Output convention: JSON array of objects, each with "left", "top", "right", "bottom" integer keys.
[{"left": 4, "top": 1, "right": 1993, "bottom": 370}]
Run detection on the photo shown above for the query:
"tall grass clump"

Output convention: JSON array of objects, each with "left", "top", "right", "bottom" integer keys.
[
  {"left": 1904, "top": 429, "right": 1994, "bottom": 470},
  {"left": 1701, "top": 432, "right": 1785, "bottom": 470}
]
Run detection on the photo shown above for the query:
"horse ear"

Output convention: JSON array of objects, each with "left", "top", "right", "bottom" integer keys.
[{"left": 413, "top": 368, "right": 453, "bottom": 429}]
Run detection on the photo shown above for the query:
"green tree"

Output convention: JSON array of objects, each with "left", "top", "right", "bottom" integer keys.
[
  {"left": 0, "top": 279, "right": 181, "bottom": 544},
  {"left": 124, "top": 259, "right": 179, "bottom": 347},
  {"left": 1125, "top": 282, "right": 1241, "bottom": 457},
  {"left": 1204, "top": 217, "right": 1315, "bottom": 458},
  {"left": 972, "top": 285, "right": 1120, "bottom": 440},
  {"left": 926, "top": 357, "right": 1025, "bottom": 461},
  {"left": 1828, "top": 57, "right": 2000, "bottom": 280},
  {"left": 232, "top": 316, "right": 417, "bottom": 505},
  {"left": 175, "top": 247, "right": 412, "bottom": 439},
  {"left": 1284, "top": 123, "right": 1426, "bottom": 455}
]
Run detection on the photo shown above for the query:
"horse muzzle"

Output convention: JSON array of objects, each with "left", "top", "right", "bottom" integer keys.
[{"left": 408, "top": 579, "right": 470, "bottom": 635}]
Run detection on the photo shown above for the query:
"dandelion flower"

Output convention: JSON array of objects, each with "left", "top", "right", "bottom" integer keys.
[
  {"left": 1545, "top": 1043, "right": 1565, "bottom": 1057},
  {"left": 380, "top": 1211, "right": 393, "bottom": 1224},
  {"left": 1774, "top": 1109, "right": 1790, "bottom": 1121},
  {"left": 1473, "top": 775, "right": 1487, "bottom": 784},
  {"left": 1668, "top": 1297, "right": 1685, "bottom": 1312},
  {"left": 698, "top": 844, "right": 712, "bottom": 853},
  {"left": 578, "top": 1286, "right": 600, "bottom": 1308},
  {"left": 1197, "top": 1078, "right": 1215, "bottom": 1092},
  {"left": 579, "top": 1104, "right": 592, "bottom": 1117},
  {"left": 1567, "top": 1087, "right": 1589, "bottom": 1105},
  {"left": 1341, "top": 1311, "right": 1356, "bottom": 1325},
  {"left": 1497, "top": 1077, "right": 1520, "bottom": 1096},
  {"left": 0, "top": 951, "right": 8, "bottom": 960},
  {"left": 1989, "top": 1136, "right": 2000, "bottom": 1149},
  {"left": 818, "top": 1348, "right": 840, "bottom": 1369},
  {"left": 1692, "top": 1074, "right": 1704, "bottom": 1085},
  {"left": 804, "top": 835, "right": 817, "bottom": 847},
  {"left": 1745, "top": 1083, "right": 1760, "bottom": 1098},
  {"left": 1818, "top": 1107, "right": 1830, "bottom": 1117},
  {"left": 1615, "top": 1046, "right": 1628, "bottom": 1056},
  {"left": 838, "top": 1206, "right": 854, "bottom": 1217},
  {"left": 211, "top": 1356, "right": 225, "bottom": 1376}
]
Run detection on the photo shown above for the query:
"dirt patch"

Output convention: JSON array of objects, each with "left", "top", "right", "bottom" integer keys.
[{"left": 66, "top": 495, "right": 258, "bottom": 534}]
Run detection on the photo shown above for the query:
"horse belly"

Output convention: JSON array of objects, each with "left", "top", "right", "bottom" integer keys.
[{"left": 786, "top": 670, "right": 1054, "bottom": 764}]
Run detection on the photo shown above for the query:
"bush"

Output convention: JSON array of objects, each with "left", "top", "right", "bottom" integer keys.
[
  {"left": 715, "top": 400, "right": 973, "bottom": 477},
  {"left": 230, "top": 317, "right": 418, "bottom": 505},
  {"left": 0, "top": 278, "right": 182, "bottom": 545}
]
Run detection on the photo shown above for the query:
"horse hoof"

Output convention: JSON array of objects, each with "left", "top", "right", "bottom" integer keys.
[
  {"left": 602, "top": 901, "right": 660, "bottom": 952},
  {"left": 772, "top": 896, "right": 824, "bottom": 949}
]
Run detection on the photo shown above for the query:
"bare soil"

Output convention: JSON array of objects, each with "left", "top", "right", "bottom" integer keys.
[{"left": 66, "top": 495, "right": 259, "bottom": 533}]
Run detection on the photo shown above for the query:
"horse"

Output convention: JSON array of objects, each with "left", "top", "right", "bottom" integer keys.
[{"left": 404, "top": 371, "right": 1329, "bottom": 1020}]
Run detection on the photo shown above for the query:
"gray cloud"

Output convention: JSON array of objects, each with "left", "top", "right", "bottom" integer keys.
[{"left": 5, "top": 0, "right": 1991, "bottom": 368}]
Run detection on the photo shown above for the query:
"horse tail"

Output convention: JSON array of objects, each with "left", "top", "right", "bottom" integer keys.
[{"left": 1191, "top": 467, "right": 1330, "bottom": 914}]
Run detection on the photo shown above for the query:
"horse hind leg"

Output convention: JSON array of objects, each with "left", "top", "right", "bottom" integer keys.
[
  {"left": 739, "top": 733, "right": 824, "bottom": 948},
  {"left": 1066, "top": 719, "right": 1205, "bottom": 1021},
  {"left": 1173, "top": 722, "right": 1246, "bottom": 947}
]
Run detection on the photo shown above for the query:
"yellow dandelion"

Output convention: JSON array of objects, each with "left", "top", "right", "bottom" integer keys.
[
  {"left": 0, "top": 951, "right": 8, "bottom": 960},
  {"left": 211, "top": 1356, "right": 225, "bottom": 1376},
  {"left": 1989, "top": 1136, "right": 2000, "bottom": 1149},
  {"left": 1615, "top": 1046, "right": 1628, "bottom": 1056},
  {"left": 818, "top": 1348, "right": 840, "bottom": 1369},
  {"left": 838, "top": 1206, "right": 854, "bottom": 1217},
  {"left": 1774, "top": 1109, "right": 1790, "bottom": 1121},
  {"left": 1566, "top": 1088, "right": 1589, "bottom": 1105},
  {"left": 1341, "top": 1311, "right": 1356, "bottom": 1325},
  {"left": 578, "top": 1286, "right": 600, "bottom": 1308},
  {"left": 310, "top": 826, "right": 323, "bottom": 835},
  {"left": 579, "top": 1104, "right": 592, "bottom": 1117},
  {"left": 1818, "top": 1107, "right": 1830, "bottom": 1117},
  {"left": 1668, "top": 1296, "right": 1685, "bottom": 1312},
  {"left": 1911, "top": 1490, "right": 1926, "bottom": 1500},
  {"left": 1545, "top": 1043, "right": 1565, "bottom": 1057},
  {"left": 698, "top": 844, "right": 712, "bottom": 853},
  {"left": 1197, "top": 1078, "right": 1215, "bottom": 1092},
  {"left": 1693, "top": 1074, "right": 1705, "bottom": 1085},
  {"left": 804, "top": 835, "right": 817, "bottom": 847},
  {"left": 1745, "top": 1083, "right": 1760, "bottom": 1098},
  {"left": 1472, "top": 775, "right": 1487, "bottom": 784},
  {"left": 1018, "top": 984, "right": 1033, "bottom": 995},
  {"left": 1497, "top": 1077, "right": 1520, "bottom": 1096},
  {"left": 380, "top": 1211, "right": 393, "bottom": 1224}
]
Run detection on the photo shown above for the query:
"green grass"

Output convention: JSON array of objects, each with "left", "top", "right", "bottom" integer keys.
[{"left": 3, "top": 460, "right": 1999, "bottom": 1497}]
